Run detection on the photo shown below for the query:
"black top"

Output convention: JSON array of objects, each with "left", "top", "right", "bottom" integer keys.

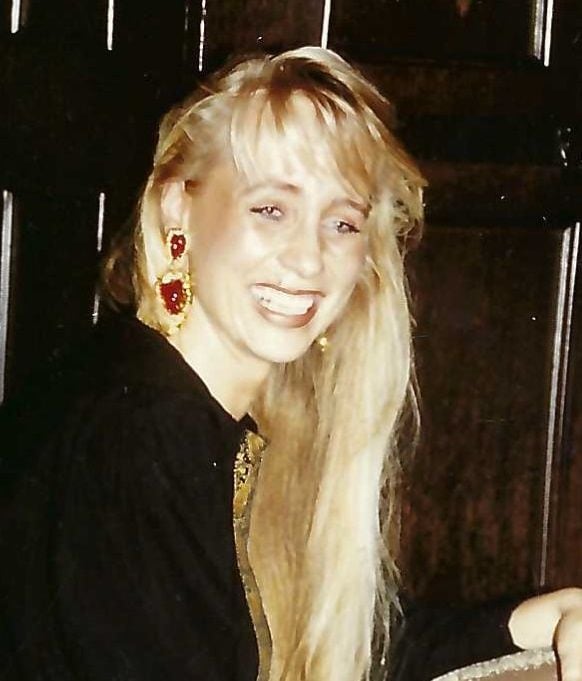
[
  {"left": 0, "top": 315, "right": 258, "bottom": 681},
  {"left": 0, "top": 315, "right": 518, "bottom": 681},
  {"left": 390, "top": 596, "right": 519, "bottom": 680}
]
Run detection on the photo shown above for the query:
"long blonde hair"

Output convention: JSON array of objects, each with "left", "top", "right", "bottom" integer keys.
[{"left": 105, "top": 47, "right": 425, "bottom": 681}]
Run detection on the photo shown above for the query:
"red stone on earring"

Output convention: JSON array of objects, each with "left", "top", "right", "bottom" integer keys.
[
  {"left": 170, "top": 232, "right": 187, "bottom": 260},
  {"left": 159, "top": 277, "right": 189, "bottom": 315}
]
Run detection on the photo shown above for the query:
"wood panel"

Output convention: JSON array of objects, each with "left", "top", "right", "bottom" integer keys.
[
  {"left": 0, "top": 189, "right": 14, "bottom": 404},
  {"left": 401, "top": 224, "right": 565, "bottom": 602},
  {"left": 5, "top": 189, "right": 100, "bottom": 395},
  {"left": 552, "top": 449, "right": 582, "bottom": 584},
  {"left": 1, "top": 0, "right": 11, "bottom": 33},
  {"left": 16, "top": 0, "right": 107, "bottom": 44},
  {"left": 404, "top": 117, "right": 561, "bottom": 165},
  {"left": 551, "top": 0, "right": 582, "bottom": 68},
  {"left": 421, "top": 163, "right": 577, "bottom": 226},
  {"left": 202, "top": 0, "right": 325, "bottom": 71},
  {"left": 113, "top": 0, "right": 192, "bottom": 99},
  {"left": 330, "top": 0, "right": 545, "bottom": 64},
  {"left": 548, "top": 245, "right": 582, "bottom": 587},
  {"left": 365, "top": 63, "right": 558, "bottom": 117},
  {"left": 0, "top": 0, "right": 200, "bottom": 402}
]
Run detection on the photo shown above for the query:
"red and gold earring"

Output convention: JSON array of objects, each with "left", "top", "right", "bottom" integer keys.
[{"left": 156, "top": 228, "right": 193, "bottom": 332}]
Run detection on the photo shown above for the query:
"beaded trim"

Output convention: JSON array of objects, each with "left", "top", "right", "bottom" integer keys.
[
  {"left": 233, "top": 430, "right": 271, "bottom": 681},
  {"left": 233, "top": 431, "right": 265, "bottom": 517},
  {"left": 433, "top": 648, "right": 556, "bottom": 681}
]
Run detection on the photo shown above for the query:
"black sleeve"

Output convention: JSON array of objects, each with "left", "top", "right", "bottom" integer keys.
[
  {"left": 388, "top": 596, "right": 521, "bottom": 681},
  {"left": 0, "top": 385, "right": 254, "bottom": 681}
]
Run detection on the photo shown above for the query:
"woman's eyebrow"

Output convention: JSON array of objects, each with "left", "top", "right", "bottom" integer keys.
[
  {"left": 242, "top": 180, "right": 301, "bottom": 195},
  {"left": 329, "top": 197, "right": 370, "bottom": 218}
]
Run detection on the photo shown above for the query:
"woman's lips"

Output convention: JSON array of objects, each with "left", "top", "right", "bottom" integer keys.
[{"left": 250, "top": 284, "right": 322, "bottom": 327}]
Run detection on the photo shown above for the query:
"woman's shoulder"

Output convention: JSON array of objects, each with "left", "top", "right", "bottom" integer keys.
[
  {"left": 71, "top": 313, "right": 214, "bottom": 404},
  {"left": 0, "top": 314, "right": 244, "bottom": 493},
  {"left": 3, "top": 313, "right": 227, "bottom": 424}
]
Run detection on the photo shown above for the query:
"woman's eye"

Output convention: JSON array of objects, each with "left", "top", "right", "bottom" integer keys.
[
  {"left": 334, "top": 220, "right": 361, "bottom": 235},
  {"left": 250, "top": 205, "right": 283, "bottom": 221}
]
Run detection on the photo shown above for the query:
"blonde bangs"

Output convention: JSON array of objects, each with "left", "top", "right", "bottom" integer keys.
[
  {"left": 229, "top": 88, "right": 383, "bottom": 203},
  {"left": 228, "top": 83, "right": 424, "bottom": 271}
]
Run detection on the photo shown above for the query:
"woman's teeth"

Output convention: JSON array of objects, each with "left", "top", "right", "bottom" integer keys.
[{"left": 252, "top": 286, "right": 316, "bottom": 316}]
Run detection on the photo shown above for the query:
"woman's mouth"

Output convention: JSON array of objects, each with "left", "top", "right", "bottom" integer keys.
[{"left": 250, "top": 284, "right": 322, "bottom": 326}]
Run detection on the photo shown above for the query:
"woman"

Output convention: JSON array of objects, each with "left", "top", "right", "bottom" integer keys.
[{"left": 1, "top": 47, "right": 581, "bottom": 681}]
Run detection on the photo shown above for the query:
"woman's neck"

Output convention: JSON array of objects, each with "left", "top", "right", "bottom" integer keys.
[{"left": 170, "top": 311, "right": 271, "bottom": 420}]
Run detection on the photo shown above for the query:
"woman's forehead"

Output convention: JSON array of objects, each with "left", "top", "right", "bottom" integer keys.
[
  {"left": 235, "top": 152, "right": 369, "bottom": 210},
  {"left": 229, "top": 95, "right": 375, "bottom": 200}
]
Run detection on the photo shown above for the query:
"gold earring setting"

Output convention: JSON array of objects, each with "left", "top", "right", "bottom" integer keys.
[{"left": 156, "top": 228, "right": 193, "bottom": 330}]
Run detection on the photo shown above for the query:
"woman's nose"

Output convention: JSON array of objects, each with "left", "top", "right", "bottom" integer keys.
[{"left": 277, "top": 224, "right": 324, "bottom": 280}]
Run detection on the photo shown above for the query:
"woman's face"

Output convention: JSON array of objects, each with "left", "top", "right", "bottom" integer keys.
[{"left": 180, "top": 153, "right": 368, "bottom": 368}]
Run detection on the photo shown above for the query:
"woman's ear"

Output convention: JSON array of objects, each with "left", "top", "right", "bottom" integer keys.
[{"left": 160, "top": 181, "right": 190, "bottom": 230}]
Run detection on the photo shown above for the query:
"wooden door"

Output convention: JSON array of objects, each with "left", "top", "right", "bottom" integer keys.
[
  {"left": 2, "top": 0, "right": 581, "bottom": 604},
  {"left": 328, "top": 0, "right": 582, "bottom": 601}
]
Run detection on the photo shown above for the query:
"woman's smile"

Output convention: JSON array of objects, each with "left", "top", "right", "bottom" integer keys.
[{"left": 250, "top": 283, "right": 323, "bottom": 326}]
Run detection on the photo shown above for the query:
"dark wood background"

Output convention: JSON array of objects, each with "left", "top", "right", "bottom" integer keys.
[{"left": 1, "top": 0, "right": 581, "bottom": 604}]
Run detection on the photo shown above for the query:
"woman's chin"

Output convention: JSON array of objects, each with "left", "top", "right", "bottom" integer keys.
[{"left": 248, "top": 335, "right": 317, "bottom": 365}]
